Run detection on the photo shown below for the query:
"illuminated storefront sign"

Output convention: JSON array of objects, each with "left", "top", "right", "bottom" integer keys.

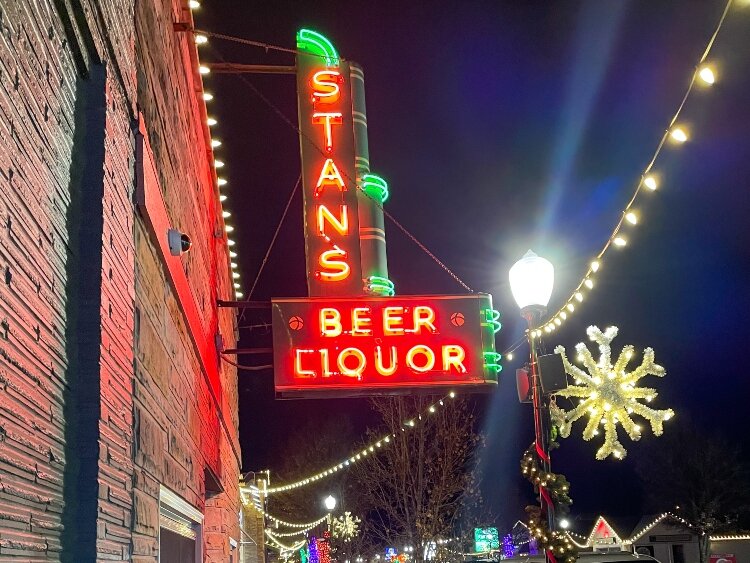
[
  {"left": 273, "top": 295, "right": 500, "bottom": 397},
  {"left": 279, "top": 30, "right": 502, "bottom": 398},
  {"left": 474, "top": 528, "right": 500, "bottom": 553},
  {"left": 297, "top": 29, "right": 363, "bottom": 296}
]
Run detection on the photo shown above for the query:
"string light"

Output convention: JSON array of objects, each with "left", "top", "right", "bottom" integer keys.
[
  {"left": 698, "top": 65, "right": 716, "bottom": 85},
  {"left": 240, "top": 393, "right": 457, "bottom": 495},
  {"left": 265, "top": 530, "right": 308, "bottom": 553},
  {"left": 670, "top": 127, "right": 688, "bottom": 143},
  {"left": 535, "top": 1, "right": 731, "bottom": 333},
  {"left": 189, "top": 5, "right": 243, "bottom": 302},
  {"left": 248, "top": 502, "right": 328, "bottom": 530}
]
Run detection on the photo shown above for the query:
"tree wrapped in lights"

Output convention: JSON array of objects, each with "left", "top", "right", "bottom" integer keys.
[{"left": 551, "top": 325, "right": 674, "bottom": 460}]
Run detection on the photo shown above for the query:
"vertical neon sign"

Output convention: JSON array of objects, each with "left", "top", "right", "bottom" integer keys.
[{"left": 297, "top": 29, "right": 363, "bottom": 296}]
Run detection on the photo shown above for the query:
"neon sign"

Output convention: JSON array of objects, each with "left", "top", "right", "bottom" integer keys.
[
  {"left": 280, "top": 30, "right": 502, "bottom": 398},
  {"left": 273, "top": 295, "right": 500, "bottom": 397},
  {"left": 297, "top": 30, "right": 363, "bottom": 296}
]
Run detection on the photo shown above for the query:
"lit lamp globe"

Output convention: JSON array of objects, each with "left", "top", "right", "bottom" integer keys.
[
  {"left": 324, "top": 495, "right": 337, "bottom": 511},
  {"left": 509, "top": 250, "right": 554, "bottom": 324}
]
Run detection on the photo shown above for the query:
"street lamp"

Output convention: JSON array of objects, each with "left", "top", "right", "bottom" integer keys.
[
  {"left": 324, "top": 495, "right": 337, "bottom": 511},
  {"left": 324, "top": 494, "right": 337, "bottom": 534},
  {"left": 509, "top": 250, "right": 555, "bottom": 557}
]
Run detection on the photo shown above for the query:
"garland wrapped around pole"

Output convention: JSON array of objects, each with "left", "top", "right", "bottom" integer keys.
[{"left": 520, "top": 444, "right": 578, "bottom": 563}]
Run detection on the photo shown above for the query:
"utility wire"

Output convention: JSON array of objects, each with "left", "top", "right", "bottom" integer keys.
[{"left": 222, "top": 356, "right": 273, "bottom": 372}]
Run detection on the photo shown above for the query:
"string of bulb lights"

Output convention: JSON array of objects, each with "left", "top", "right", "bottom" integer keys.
[
  {"left": 531, "top": 0, "right": 735, "bottom": 338},
  {"left": 243, "top": 498, "right": 329, "bottom": 529},
  {"left": 188, "top": 2, "right": 245, "bottom": 300},
  {"left": 240, "top": 392, "right": 458, "bottom": 495},
  {"left": 265, "top": 530, "right": 307, "bottom": 553}
]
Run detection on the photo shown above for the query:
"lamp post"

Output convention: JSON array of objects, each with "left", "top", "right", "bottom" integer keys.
[
  {"left": 324, "top": 495, "right": 336, "bottom": 531},
  {"left": 509, "top": 250, "right": 555, "bottom": 557}
]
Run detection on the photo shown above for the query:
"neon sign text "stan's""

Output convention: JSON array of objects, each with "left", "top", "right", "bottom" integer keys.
[{"left": 310, "top": 70, "right": 351, "bottom": 283}]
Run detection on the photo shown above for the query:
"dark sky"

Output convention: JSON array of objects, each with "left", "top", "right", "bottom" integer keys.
[{"left": 199, "top": 0, "right": 750, "bottom": 529}]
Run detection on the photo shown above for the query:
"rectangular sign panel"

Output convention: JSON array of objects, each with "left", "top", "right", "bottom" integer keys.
[
  {"left": 474, "top": 527, "right": 500, "bottom": 553},
  {"left": 272, "top": 294, "right": 499, "bottom": 398},
  {"left": 297, "top": 37, "right": 363, "bottom": 297}
]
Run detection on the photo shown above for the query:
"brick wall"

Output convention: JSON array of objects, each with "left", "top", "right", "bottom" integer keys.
[{"left": 0, "top": 0, "right": 240, "bottom": 560}]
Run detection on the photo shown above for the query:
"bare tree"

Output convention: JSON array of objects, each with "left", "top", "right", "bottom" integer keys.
[
  {"left": 635, "top": 422, "right": 750, "bottom": 563},
  {"left": 351, "top": 396, "right": 480, "bottom": 562}
]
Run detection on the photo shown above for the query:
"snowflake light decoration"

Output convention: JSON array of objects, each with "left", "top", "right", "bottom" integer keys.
[
  {"left": 331, "top": 511, "right": 361, "bottom": 542},
  {"left": 551, "top": 326, "right": 674, "bottom": 460}
]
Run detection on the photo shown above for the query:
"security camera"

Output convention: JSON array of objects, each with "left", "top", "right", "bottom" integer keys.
[{"left": 167, "top": 228, "right": 192, "bottom": 256}]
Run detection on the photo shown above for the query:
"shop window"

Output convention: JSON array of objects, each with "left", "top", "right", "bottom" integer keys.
[{"left": 159, "top": 485, "right": 203, "bottom": 563}]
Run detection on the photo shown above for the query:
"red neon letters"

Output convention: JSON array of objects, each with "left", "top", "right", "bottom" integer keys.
[
  {"left": 273, "top": 295, "right": 498, "bottom": 396},
  {"left": 310, "top": 71, "right": 353, "bottom": 283},
  {"left": 293, "top": 304, "right": 468, "bottom": 380}
]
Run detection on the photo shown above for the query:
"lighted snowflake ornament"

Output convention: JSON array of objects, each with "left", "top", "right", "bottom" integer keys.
[
  {"left": 331, "top": 512, "right": 361, "bottom": 542},
  {"left": 551, "top": 326, "right": 674, "bottom": 460}
]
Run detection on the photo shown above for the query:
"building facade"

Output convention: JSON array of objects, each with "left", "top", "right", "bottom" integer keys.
[{"left": 0, "top": 0, "right": 240, "bottom": 561}]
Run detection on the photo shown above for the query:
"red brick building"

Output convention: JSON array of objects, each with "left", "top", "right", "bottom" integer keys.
[{"left": 0, "top": 0, "right": 240, "bottom": 561}]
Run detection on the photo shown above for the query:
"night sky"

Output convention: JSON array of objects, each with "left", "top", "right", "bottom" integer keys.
[{"left": 199, "top": 1, "right": 750, "bottom": 529}]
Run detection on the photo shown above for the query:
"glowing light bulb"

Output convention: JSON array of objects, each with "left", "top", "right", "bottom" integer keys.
[
  {"left": 236, "top": 291, "right": 244, "bottom": 298},
  {"left": 195, "top": 34, "right": 208, "bottom": 45},
  {"left": 449, "top": 391, "right": 456, "bottom": 398},
  {"left": 560, "top": 312, "right": 567, "bottom": 320},
  {"left": 218, "top": 178, "right": 227, "bottom": 186},
  {"left": 229, "top": 251, "right": 237, "bottom": 258},
  {"left": 567, "top": 303, "right": 575, "bottom": 312},
  {"left": 223, "top": 210, "right": 231, "bottom": 218},
  {"left": 220, "top": 194, "right": 227, "bottom": 202},
  {"left": 670, "top": 127, "right": 688, "bottom": 143},
  {"left": 644, "top": 175, "right": 658, "bottom": 190},
  {"left": 507, "top": 353, "right": 513, "bottom": 361},
  {"left": 203, "top": 92, "right": 214, "bottom": 101},
  {"left": 232, "top": 272, "right": 240, "bottom": 279},
  {"left": 225, "top": 225, "right": 235, "bottom": 232},
  {"left": 234, "top": 283, "right": 240, "bottom": 289},
  {"left": 227, "top": 239, "right": 235, "bottom": 246},
  {"left": 575, "top": 292, "right": 583, "bottom": 302},
  {"left": 584, "top": 278, "right": 594, "bottom": 289},
  {"left": 189, "top": 0, "right": 200, "bottom": 8},
  {"left": 698, "top": 65, "right": 715, "bottom": 85},
  {"left": 590, "top": 260, "right": 600, "bottom": 272},
  {"left": 625, "top": 212, "right": 638, "bottom": 225},
  {"left": 211, "top": 139, "right": 222, "bottom": 148},
  {"left": 215, "top": 160, "right": 225, "bottom": 168},
  {"left": 613, "top": 236, "right": 627, "bottom": 247},
  {"left": 207, "top": 117, "right": 217, "bottom": 126},
  {"left": 199, "top": 65, "right": 210, "bottom": 75},
  {"left": 230, "top": 262, "right": 238, "bottom": 269}
]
